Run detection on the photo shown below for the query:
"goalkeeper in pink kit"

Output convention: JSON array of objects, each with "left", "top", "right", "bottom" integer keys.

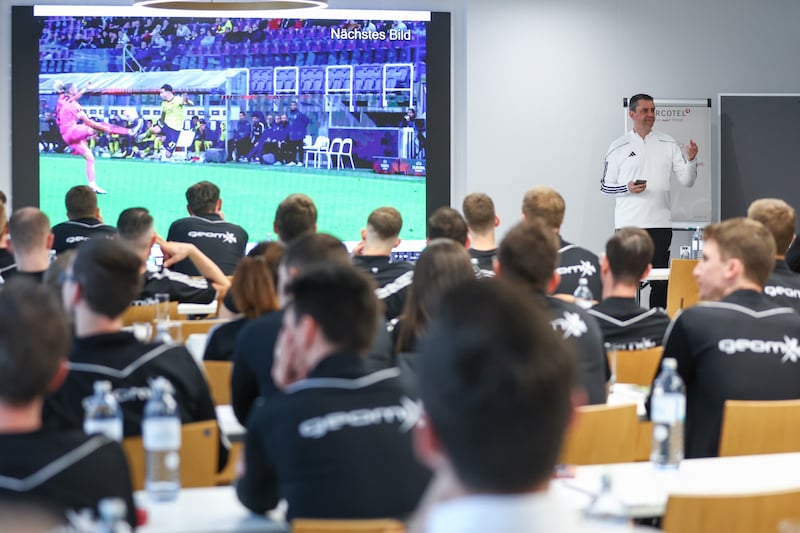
[{"left": 54, "top": 80, "right": 133, "bottom": 194}]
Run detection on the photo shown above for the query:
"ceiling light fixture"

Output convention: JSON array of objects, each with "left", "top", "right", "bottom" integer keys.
[{"left": 133, "top": 0, "right": 327, "bottom": 10}]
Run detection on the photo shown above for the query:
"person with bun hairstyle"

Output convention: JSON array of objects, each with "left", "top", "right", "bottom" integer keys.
[{"left": 53, "top": 80, "right": 133, "bottom": 194}]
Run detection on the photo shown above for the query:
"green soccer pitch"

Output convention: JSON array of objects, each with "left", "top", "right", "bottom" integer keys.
[{"left": 39, "top": 154, "right": 427, "bottom": 244}]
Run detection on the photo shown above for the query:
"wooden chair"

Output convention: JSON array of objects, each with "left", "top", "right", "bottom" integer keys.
[
  {"left": 215, "top": 441, "right": 242, "bottom": 486},
  {"left": 610, "top": 346, "right": 663, "bottom": 386},
  {"left": 121, "top": 420, "right": 218, "bottom": 491},
  {"left": 177, "top": 318, "right": 225, "bottom": 338},
  {"left": 291, "top": 519, "right": 405, "bottom": 533},
  {"left": 718, "top": 399, "right": 800, "bottom": 457},
  {"left": 203, "top": 360, "right": 233, "bottom": 406},
  {"left": 122, "top": 301, "right": 180, "bottom": 326},
  {"left": 662, "top": 488, "right": 800, "bottom": 533},
  {"left": 666, "top": 258, "right": 699, "bottom": 317},
  {"left": 558, "top": 404, "right": 638, "bottom": 465}
]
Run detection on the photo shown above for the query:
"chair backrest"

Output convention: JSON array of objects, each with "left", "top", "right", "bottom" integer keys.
[
  {"left": 718, "top": 399, "right": 800, "bottom": 457},
  {"left": 291, "top": 519, "right": 405, "bottom": 533},
  {"left": 611, "top": 346, "right": 663, "bottom": 386},
  {"left": 176, "top": 318, "right": 225, "bottom": 338},
  {"left": 558, "top": 403, "right": 638, "bottom": 465},
  {"left": 122, "top": 420, "right": 219, "bottom": 491},
  {"left": 328, "top": 137, "right": 343, "bottom": 154},
  {"left": 203, "top": 360, "right": 233, "bottom": 405},
  {"left": 662, "top": 488, "right": 800, "bottom": 533},
  {"left": 122, "top": 301, "right": 179, "bottom": 327},
  {"left": 315, "top": 136, "right": 330, "bottom": 150},
  {"left": 340, "top": 137, "right": 353, "bottom": 154},
  {"left": 666, "top": 259, "right": 699, "bottom": 317}
]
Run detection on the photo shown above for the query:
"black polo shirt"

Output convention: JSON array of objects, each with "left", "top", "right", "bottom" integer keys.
[
  {"left": 51, "top": 217, "right": 116, "bottom": 254},
  {"left": 166, "top": 213, "right": 248, "bottom": 276}
]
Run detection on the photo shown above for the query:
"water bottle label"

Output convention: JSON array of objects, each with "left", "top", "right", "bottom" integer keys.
[
  {"left": 143, "top": 418, "right": 181, "bottom": 451},
  {"left": 651, "top": 393, "right": 685, "bottom": 424},
  {"left": 84, "top": 419, "right": 123, "bottom": 442}
]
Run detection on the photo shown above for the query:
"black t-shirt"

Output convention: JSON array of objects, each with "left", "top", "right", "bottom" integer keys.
[
  {"left": 352, "top": 255, "right": 414, "bottom": 320},
  {"left": 554, "top": 238, "right": 602, "bottom": 300},
  {"left": 467, "top": 248, "right": 496, "bottom": 274},
  {"left": 42, "top": 332, "right": 227, "bottom": 471},
  {"left": 545, "top": 295, "right": 608, "bottom": 405},
  {"left": 0, "top": 430, "right": 136, "bottom": 527},
  {"left": 136, "top": 267, "right": 217, "bottom": 305},
  {"left": 236, "top": 352, "right": 430, "bottom": 520},
  {"left": 0, "top": 249, "right": 14, "bottom": 271},
  {"left": 763, "top": 259, "right": 800, "bottom": 312},
  {"left": 166, "top": 213, "right": 248, "bottom": 276},
  {"left": 51, "top": 217, "right": 116, "bottom": 254},
  {"left": 203, "top": 317, "right": 247, "bottom": 362},
  {"left": 650, "top": 290, "right": 800, "bottom": 459},
  {"left": 588, "top": 297, "right": 671, "bottom": 350}
]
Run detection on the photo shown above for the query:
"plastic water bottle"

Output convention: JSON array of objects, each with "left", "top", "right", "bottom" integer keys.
[
  {"left": 584, "top": 473, "right": 630, "bottom": 526},
  {"left": 691, "top": 227, "right": 704, "bottom": 259},
  {"left": 83, "top": 380, "right": 123, "bottom": 442},
  {"left": 650, "top": 358, "right": 685, "bottom": 468},
  {"left": 573, "top": 278, "right": 594, "bottom": 309},
  {"left": 96, "top": 498, "right": 132, "bottom": 533},
  {"left": 143, "top": 377, "right": 181, "bottom": 502}
]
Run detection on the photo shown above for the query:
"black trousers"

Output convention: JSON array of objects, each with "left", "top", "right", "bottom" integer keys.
[{"left": 646, "top": 228, "right": 672, "bottom": 309}]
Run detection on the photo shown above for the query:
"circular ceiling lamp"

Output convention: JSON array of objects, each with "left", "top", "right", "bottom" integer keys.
[{"left": 133, "top": 0, "right": 327, "bottom": 10}]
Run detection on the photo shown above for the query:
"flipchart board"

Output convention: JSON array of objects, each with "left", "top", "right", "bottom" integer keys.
[{"left": 624, "top": 98, "right": 712, "bottom": 228}]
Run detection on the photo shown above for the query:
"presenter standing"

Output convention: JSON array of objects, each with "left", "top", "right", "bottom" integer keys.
[{"left": 601, "top": 93, "right": 698, "bottom": 308}]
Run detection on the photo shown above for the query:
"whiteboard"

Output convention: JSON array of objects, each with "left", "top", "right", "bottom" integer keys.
[{"left": 624, "top": 98, "right": 712, "bottom": 228}]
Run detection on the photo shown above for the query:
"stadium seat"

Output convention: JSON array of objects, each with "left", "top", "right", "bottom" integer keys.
[{"left": 304, "top": 136, "right": 330, "bottom": 168}]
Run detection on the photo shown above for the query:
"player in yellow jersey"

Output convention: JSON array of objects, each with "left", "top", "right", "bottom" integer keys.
[{"left": 150, "top": 83, "right": 193, "bottom": 160}]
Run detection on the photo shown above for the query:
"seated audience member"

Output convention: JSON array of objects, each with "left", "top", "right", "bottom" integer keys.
[
  {"left": 3, "top": 207, "right": 53, "bottom": 283},
  {"left": 0, "top": 192, "right": 14, "bottom": 273},
  {"left": 411, "top": 280, "right": 637, "bottom": 532},
  {"left": 352, "top": 206, "right": 415, "bottom": 321},
  {"left": 166, "top": 181, "right": 248, "bottom": 276},
  {"left": 203, "top": 241, "right": 283, "bottom": 361},
  {"left": 0, "top": 279, "right": 136, "bottom": 527},
  {"left": 42, "top": 239, "right": 228, "bottom": 471},
  {"left": 427, "top": 206, "right": 468, "bottom": 246},
  {"left": 393, "top": 239, "right": 476, "bottom": 357},
  {"left": 274, "top": 193, "right": 317, "bottom": 244},
  {"left": 51, "top": 185, "right": 116, "bottom": 254},
  {"left": 747, "top": 198, "right": 800, "bottom": 311},
  {"left": 588, "top": 228, "right": 670, "bottom": 350},
  {"left": 236, "top": 264, "right": 430, "bottom": 520},
  {"left": 231, "top": 233, "right": 395, "bottom": 424},
  {"left": 462, "top": 192, "right": 499, "bottom": 276},
  {"left": 116, "top": 207, "right": 229, "bottom": 304},
  {"left": 648, "top": 217, "right": 800, "bottom": 459},
  {"left": 495, "top": 219, "right": 607, "bottom": 404},
  {"left": 522, "top": 186, "right": 602, "bottom": 300},
  {"left": 219, "top": 192, "right": 317, "bottom": 319}
]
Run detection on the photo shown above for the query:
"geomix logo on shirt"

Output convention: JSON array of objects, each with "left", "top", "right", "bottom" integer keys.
[
  {"left": 556, "top": 260, "right": 597, "bottom": 277},
  {"left": 550, "top": 312, "right": 588, "bottom": 339},
  {"left": 298, "top": 396, "right": 422, "bottom": 439},
  {"left": 187, "top": 230, "right": 238, "bottom": 244},
  {"left": 718, "top": 336, "right": 800, "bottom": 363},
  {"left": 764, "top": 285, "right": 800, "bottom": 300}
]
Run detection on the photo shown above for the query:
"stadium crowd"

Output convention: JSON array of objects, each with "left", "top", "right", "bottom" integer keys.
[{"left": 2, "top": 180, "right": 800, "bottom": 530}]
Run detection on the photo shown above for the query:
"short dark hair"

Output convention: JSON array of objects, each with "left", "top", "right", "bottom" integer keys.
[
  {"left": 186, "top": 181, "right": 220, "bottom": 215},
  {"left": 282, "top": 233, "right": 350, "bottom": 273},
  {"left": 116, "top": 207, "right": 153, "bottom": 242},
  {"left": 160, "top": 83, "right": 173, "bottom": 92},
  {"left": 462, "top": 193, "right": 496, "bottom": 234},
  {"left": 65, "top": 185, "right": 98, "bottom": 220},
  {"left": 274, "top": 193, "right": 317, "bottom": 243},
  {"left": 285, "top": 264, "right": 378, "bottom": 353},
  {"left": 367, "top": 207, "right": 403, "bottom": 240},
  {"left": 72, "top": 239, "right": 143, "bottom": 319},
  {"left": 747, "top": 198, "right": 797, "bottom": 254},
  {"left": 629, "top": 93, "right": 654, "bottom": 112},
  {"left": 8, "top": 207, "right": 50, "bottom": 255},
  {"left": 0, "top": 278, "right": 71, "bottom": 405},
  {"left": 521, "top": 186, "right": 565, "bottom": 230},
  {"left": 427, "top": 206, "right": 468, "bottom": 245},
  {"left": 417, "top": 279, "right": 576, "bottom": 492},
  {"left": 606, "top": 227, "right": 654, "bottom": 285},
  {"left": 497, "top": 219, "right": 559, "bottom": 292}
]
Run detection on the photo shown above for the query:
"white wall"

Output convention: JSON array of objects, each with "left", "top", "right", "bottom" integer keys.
[{"left": 5, "top": 0, "right": 800, "bottom": 253}]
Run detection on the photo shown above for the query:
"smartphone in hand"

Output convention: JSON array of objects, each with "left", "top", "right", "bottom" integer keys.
[{"left": 633, "top": 179, "right": 647, "bottom": 185}]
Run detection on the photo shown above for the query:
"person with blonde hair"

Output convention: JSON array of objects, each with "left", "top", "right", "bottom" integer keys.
[{"left": 53, "top": 80, "right": 133, "bottom": 194}]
